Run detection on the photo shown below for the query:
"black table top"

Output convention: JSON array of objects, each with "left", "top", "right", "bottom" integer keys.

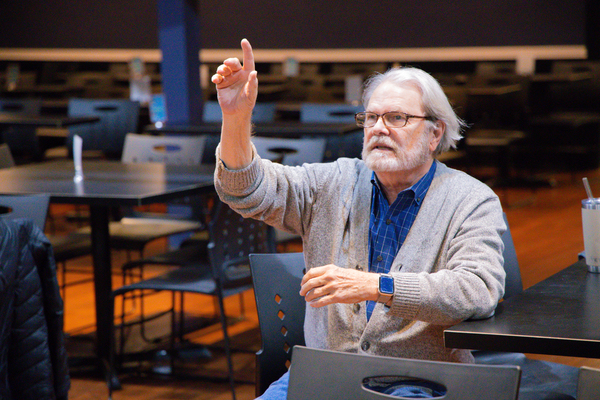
[
  {"left": 444, "top": 259, "right": 600, "bottom": 358},
  {"left": 146, "top": 121, "right": 361, "bottom": 138},
  {"left": 0, "top": 159, "right": 215, "bottom": 206},
  {"left": 529, "top": 71, "right": 593, "bottom": 83},
  {"left": 0, "top": 114, "right": 100, "bottom": 128}
]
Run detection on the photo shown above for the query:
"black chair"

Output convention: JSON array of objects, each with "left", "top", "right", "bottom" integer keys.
[
  {"left": 0, "top": 193, "right": 50, "bottom": 230},
  {"left": 0, "top": 98, "right": 44, "bottom": 161},
  {"left": 249, "top": 214, "right": 579, "bottom": 400},
  {"left": 109, "top": 200, "right": 273, "bottom": 400},
  {"left": 249, "top": 252, "right": 306, "bottom": 397},
  {"left": 321, "top": 129, "right": 363, "bottom": 162},
  {"left": 287, "top": 345, "right": 521, "bottom": 400},
  {"left": 67, "top": 98, "right": 140, "bottom": 159}
]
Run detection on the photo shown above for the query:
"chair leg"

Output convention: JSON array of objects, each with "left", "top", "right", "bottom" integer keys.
[
  {"left": 107, "top": 294, "right": 122, "bottom": 394},
  {"left": 119, "top": 295, "right": 127, "bottom": 364},
  {"left": 216, "top": 291, "right": 237, "bottom": 400},
  {"left": 238, "top": 293, "right": 245, "bottom": 318},
  {"left": 178, "top": 292, "right": 185, "bottom": 342},
  {"left": 60, "top": 261, "right": 66, "bottom": 306},
  {"left": 170, "top": 291, "right": 176, "bottom": 373}
]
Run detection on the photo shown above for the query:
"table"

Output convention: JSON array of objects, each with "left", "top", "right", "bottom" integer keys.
[
  {"left": 444, "top": 259, "right": 600, "bottom": 358},
  {"left": 0, "top": 114, "right": 100, "bottom": 129},
  {"left": 0, "top": 84, "right": 83, "bottom": 99},
  {"left": 145, "top": 121, "right": 360, "bottom": 138},
  {"left": 0, "top": 160, "right": 215, "bottom": 369}
]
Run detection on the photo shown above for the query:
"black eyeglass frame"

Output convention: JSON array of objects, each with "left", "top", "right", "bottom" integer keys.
[{"left": 355, "top": 111, "right": 434, "bottom": 128}]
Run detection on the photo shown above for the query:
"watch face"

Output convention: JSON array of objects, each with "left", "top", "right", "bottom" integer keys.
[{"left": 379, "top": 275, "right": 394, "bottom": 295}]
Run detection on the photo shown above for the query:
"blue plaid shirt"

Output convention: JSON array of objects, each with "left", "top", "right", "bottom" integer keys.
[{"left": 366, "top": 162, "right": 436, "bottom": 320}]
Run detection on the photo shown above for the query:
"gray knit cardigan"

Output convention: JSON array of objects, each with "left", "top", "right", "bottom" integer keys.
[{"left": 215, "top": 147, "right": 506, "bottom": 363}]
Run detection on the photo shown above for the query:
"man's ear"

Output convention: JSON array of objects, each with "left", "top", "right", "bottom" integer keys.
[{"left": 429, "top": 120, "right": 445, "bottom": 152}]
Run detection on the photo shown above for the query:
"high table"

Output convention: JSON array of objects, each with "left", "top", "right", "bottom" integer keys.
[
  {"left": 145, "top": 121, "right": 360, "bottom": 138},
  {"left": 0, "top": 160, "right": 215, "bottom": 371},
  {"left": 444, "top": 259, "right": 600, "bottom": 358}
]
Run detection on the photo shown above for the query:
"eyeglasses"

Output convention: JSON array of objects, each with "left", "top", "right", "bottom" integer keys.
[{"left": 355, "top": 111, "right": 432, "bottom": 128}]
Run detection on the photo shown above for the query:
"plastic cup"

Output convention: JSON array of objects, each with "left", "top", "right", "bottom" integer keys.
[{"left": 582, "top": 198, "right": 600, "bottom": 273}]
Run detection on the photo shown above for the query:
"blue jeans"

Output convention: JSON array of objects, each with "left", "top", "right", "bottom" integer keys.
[{"left": 256, "top": 371, "right": 290, "bottom": 400}]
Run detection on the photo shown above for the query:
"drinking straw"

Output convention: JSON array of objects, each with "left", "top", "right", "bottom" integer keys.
[{"left": 583, "top": 177, "right": 594, "bottom": 200}]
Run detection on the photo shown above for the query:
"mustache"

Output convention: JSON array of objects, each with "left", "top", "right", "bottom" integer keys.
[{"left": 365, "top": 136, "right": 399, "bottom": 152}]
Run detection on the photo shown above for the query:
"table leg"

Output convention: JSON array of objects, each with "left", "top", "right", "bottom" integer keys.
[{"left": 89, "top": 205, "right": 112, "bottom": 364}]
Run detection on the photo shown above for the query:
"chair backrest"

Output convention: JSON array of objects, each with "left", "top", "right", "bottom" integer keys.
[
  {"left": 322, "top": 129, "right": 363, "bottom": 162},
  {"left": 501, "top": 212, "right": 523, "bottom": 299},
  {"left": 121, "top": 133, "right": 206, "bottom": 165},
  {"left": 249, "top": 252, "right": 306, "bottom": 396},
  {"left": 207, "top": 201, "right": 273, "bottom": 288},
  {"left": 287, "top": 346, "right": 521, "bottom": 400},
  {"left": 203, "top": 101, "right": 276, "bottom": 123},
  {"left": 67, "top": 98, "right": 140, "bottom": 158},
  {"left": 299, "top": 103, "right": 363, "bottom": 123},
  {"left": 577, "top": 366, "right": 600, "bottom": 400},
  {"left": 252, "top": 136, "right": 326, "bottom": 166},
  {"left": 0, "top": 144, "right": 15, "bottom": 169},
  {"left": 0, "top": 99, "right": 43, "bottom": 159},
  {"left": 0, "top": 194, "right": 50, "bottom": 231},
  {"left": 0, "top": 98, "right": 42, "bottom": 115}
]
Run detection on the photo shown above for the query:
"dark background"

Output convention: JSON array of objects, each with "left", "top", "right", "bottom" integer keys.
[{"left": 0, "top": 0, "right": 587, "bottom": 50}]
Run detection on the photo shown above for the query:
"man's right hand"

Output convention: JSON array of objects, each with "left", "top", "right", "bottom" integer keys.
[
  {"left": 211, "top": 38, "right": 257, "bottom": 170},
  {"left": 211, "top": 38, "right": 258, "bottom": 119}
]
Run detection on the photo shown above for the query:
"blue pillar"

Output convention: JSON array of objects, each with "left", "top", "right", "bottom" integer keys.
[{"left": 157, "top": 0, "right": 202, "bottom": 125}]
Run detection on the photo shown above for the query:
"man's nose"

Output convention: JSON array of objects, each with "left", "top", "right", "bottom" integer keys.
[{"left": 372, "top": 116, "right": 390, "bottom": 135}]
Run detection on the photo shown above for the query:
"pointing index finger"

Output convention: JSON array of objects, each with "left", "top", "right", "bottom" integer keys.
[{"left": 241, "top": 38, "right": 255, "bottom": 72}]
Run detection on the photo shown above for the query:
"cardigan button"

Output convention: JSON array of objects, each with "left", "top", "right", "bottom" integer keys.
[
  {"left": 353, "top": 303, "right": 361, "bottom": 313},
  {"left": 361, "top": 341, "right": 370, "bottom": 351},
  {"left": 355, "top": 265, "right": 363, "bottom": 271}
]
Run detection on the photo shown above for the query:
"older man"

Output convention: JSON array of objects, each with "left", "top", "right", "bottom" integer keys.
[{"left": 212, "top": 39, "right": 505, "bottom": 399}]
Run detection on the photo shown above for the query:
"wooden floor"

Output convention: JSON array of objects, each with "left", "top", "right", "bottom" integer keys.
[{"left": 59, "top": 165, "right": 600, "bottom": 400}]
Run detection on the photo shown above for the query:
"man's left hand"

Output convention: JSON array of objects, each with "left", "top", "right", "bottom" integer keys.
[{"left": 300, "top": 265, "right": 379, "bottom": 308}]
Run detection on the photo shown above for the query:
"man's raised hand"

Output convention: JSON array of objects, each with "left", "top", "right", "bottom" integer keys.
[{"left": 211, "top": 38, "right": 258, "bottom": 117}]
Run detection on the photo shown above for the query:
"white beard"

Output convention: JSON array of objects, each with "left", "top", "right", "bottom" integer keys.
[{"left": 362, "top": 132, "right": 431, "bottom": 172}]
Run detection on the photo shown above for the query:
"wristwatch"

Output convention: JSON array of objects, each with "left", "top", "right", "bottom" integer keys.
[{"left": 377, "top": 274, "right": 394, "bottom": 304}]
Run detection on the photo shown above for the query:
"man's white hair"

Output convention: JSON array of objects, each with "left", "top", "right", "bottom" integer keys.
[{"left": 362, "top": 67, "right": 466, "bottom": 154}]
